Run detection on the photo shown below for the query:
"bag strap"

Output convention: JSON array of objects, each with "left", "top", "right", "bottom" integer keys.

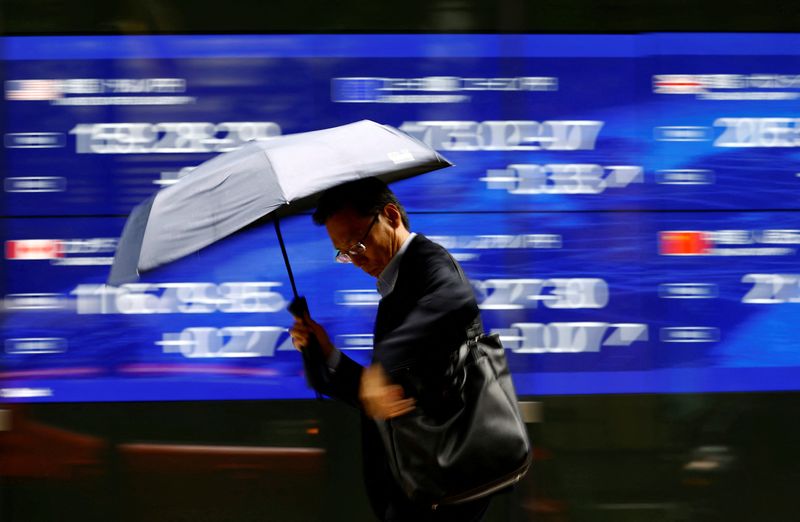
[
  {"left": 446, "top": 250, "right": 484, "bottom": 343},
  {"left": 441, "top": 250, "right": 485, "bottom": 385}
]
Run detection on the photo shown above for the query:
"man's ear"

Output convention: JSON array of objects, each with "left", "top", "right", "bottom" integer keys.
[{"left": 383, "top": 203, "right": 402, "bottom": 228}]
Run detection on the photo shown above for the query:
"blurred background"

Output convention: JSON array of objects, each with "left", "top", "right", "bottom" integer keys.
[{"left": 3, "top": 1, "right": 800, "bottom": 521}]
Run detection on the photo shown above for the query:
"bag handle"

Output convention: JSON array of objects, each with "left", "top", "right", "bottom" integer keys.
[
  {"left": 466, "top": 316, "right": 483, "bottom": 343},
  {"left": 445, "top": 315, "right": 484, "bottom": 393}
]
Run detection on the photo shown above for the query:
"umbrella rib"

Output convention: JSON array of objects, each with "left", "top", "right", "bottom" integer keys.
[{"left": 260, "top": 148, "right": 290, "bottom": 205}]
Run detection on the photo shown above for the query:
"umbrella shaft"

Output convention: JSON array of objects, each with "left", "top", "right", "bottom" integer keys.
[{"left": 273, "top": 218, "right": 299, "bottom": 299}]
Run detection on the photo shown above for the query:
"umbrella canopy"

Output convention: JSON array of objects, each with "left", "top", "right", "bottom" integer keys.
[{"left": 108, "top": 120, "right": 452, "bottom": 286}]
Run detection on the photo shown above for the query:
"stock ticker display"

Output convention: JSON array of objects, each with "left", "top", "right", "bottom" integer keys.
[{"left": 3, "top": 34, "right": 800, "bottom": 402}]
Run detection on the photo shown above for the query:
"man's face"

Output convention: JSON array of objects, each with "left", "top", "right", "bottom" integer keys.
[{"left": 325, "top": 206, "right": 396, "bottom": 278}]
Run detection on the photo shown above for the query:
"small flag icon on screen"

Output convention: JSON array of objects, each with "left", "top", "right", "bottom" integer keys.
[
  {"left": 331, "top": 78, "right": 383, "bottom": 102},
  {"left": 5, "top": 240, "right": 63, "bottom": 260},
  {"left": 653, "top": 75, "right": 706, "bottom": 94},
  {"left": 659, "top": 231, "right": 712, "bottom": 255},
  {"left": 5, "top": 80, "right": 62, "bottom": 101}
]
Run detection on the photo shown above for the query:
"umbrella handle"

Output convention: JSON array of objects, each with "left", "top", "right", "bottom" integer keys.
[
  {"left": 287, "top": 296, "right": 309, "bottom": 318},
  {"left": 288, "top": 295, "right": 326, "bottom": 401}
]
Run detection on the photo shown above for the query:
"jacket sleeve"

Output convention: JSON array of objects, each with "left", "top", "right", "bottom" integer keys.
[
  {"left": 373, "top": 245, "right": 479, "bottom": 373},
  {"left": 301, "top": 343, "right": 365, "bottom": 408},
  {"left": 321, "top": 351, "right": 364, "bottom": 408}
]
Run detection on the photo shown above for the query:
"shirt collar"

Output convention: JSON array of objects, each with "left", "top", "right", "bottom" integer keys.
[{"left": 377, "top": 233, "right": 416, "bottom": 297}]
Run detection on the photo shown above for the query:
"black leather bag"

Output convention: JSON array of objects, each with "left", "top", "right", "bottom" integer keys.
[{"left": 376, "top": 327, "right": 532, "bottom": 509}]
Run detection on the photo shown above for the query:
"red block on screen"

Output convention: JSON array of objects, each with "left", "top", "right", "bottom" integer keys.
[{"left": 659, "top": 231, "right": 712, "bottom": 255}]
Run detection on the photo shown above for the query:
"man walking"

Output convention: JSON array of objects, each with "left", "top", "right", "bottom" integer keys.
[{"left": 290, "top": 177, "right": 491, "bottom": 522}]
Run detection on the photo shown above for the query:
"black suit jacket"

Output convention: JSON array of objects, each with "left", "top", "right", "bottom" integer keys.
[{"left": 310, "top": 234, "right": 481, "bottom": 519}]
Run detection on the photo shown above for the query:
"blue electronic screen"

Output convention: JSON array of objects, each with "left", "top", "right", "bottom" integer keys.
[{"left": 3, "top": 34, "right": 800, "bottom": 402}]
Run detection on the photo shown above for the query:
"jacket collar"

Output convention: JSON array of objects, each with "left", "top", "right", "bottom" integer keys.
[{"left": 376, "top": 232, "right": 417, "bottom": 297}]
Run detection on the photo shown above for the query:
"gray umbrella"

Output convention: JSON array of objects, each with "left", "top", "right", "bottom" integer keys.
[{"left": 108, "top": 119, "right": 452, "bottom": 291}]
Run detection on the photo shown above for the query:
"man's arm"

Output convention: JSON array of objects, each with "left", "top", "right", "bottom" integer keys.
[
  {"left": 324, "top": 350, "right": 364, "bottom": 408},
  {"left": 290, "top": 316, "right": 364, "bottom": 407}
]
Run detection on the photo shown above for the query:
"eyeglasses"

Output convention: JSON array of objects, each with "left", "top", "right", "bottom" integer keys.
[{"left": 335, "top": 215, "right": 379, "bottom": 264}]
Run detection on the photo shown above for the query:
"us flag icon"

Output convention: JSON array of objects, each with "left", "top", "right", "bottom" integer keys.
[
  {"left": 5, "top": 80, "right": 62, "bottom": 101},
  {"left": 659, "top": 231, "right": 712, "bottom": 255},
  {"left": 652, "top": 75, "right": 706, "bottom": 95},
  {"left": 5, "top": 240, "right": 63, "bottom": 260}
]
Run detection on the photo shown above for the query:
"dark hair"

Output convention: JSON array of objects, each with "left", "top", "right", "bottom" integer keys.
[{"left": 312, "top": 177, "right": 410, "bottom": 229}]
